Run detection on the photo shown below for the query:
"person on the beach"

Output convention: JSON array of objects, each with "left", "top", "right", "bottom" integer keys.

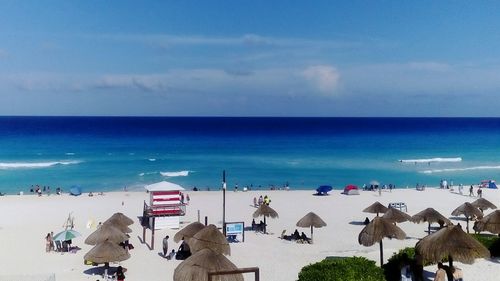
[
  {"left": 186, "top": 194, "right": 190, "bottom": 204},
  {"left": 452, "top": 267, "right": 463, "bottom": 281},
  {"left": 166, "top": 249, "right": 175, "bottom": 260},
  {"left": 477, "top": 188, "right": 482, "bottom": 198},
  {"left": 49, "top": 231, "right": 54, "bottom": 252},
  {"left": 258, "top": 196, "right": 263, "bottom": 206},
  {"left": 469, "top": 185, "right": 474, "bottom": 196},
  {"left": 115, "top": 266, "right": 125, "bottom": 281},
  {"left": 433, "top": 262, "right": 446, "bottom": 281},
  {"left": 162, "top": 235, "right": 169, "bottom": 257},
  {"left": 45, "top": 233, "right": 51, "bottom": 252}
]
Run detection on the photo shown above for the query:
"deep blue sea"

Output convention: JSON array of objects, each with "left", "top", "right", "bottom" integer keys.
[{"left": 1, "top": 117, "right": 500, "bottom": 194}]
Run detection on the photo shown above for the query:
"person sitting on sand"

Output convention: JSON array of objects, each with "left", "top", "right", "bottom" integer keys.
[
  {"left": 452, "top": 267, "right": 463, "bottom": 281},
  {"left": 292, "top": 229, "right": 300, "bottom": 240},
  {"left": 166, "top": 249, "right": 176, "bottom": 260},
  {"left": 300, "top": 232, "right": 311, "bottom": 243},
  {"left": 434, "top": 262, "right": 447, "bottom": 281},
  {"left": 115, "top": 266, "right": 125, "bottom": 281}
]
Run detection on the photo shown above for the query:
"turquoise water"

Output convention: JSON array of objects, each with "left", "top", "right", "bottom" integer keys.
[{"left": 1, "top": 117, "right": 500, "bottom": 194}]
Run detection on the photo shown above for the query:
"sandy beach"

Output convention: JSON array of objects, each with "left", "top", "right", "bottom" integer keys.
[{"left": 0, "top": 187, "right": 499, "bottom": 281}]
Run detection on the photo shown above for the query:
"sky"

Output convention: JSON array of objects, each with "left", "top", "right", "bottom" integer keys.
[{"left": 2, "top": 1, "right": 500, "bottom": 116}]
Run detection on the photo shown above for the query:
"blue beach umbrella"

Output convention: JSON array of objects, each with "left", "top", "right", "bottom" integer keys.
[
  {"left": 316, "top": 185, "right": 333, "bottom": 195},
  {"left": 53, "top": 229, "right": 81, "bottom": 241},
  {"left": 69, "top": 185, "right": 82, "bottom": 196}
]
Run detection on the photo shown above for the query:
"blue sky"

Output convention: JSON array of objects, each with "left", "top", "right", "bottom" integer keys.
[{"left": 2, "top": 1, "right": 500, "bottom": 116}]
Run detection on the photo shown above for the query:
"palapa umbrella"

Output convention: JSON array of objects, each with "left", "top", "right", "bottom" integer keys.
[
  {"left": 382, "top": 207, "right": 412, "bottom": 224},
  {"left": 358, "top": 217, "right": 406, "bottom": 266},
  {"left": 363, "top": 201, "right": 389, "bottom": 217},
  {"left": 252, "top": 204, "right": 279, "bottom": 234},
  {"left": 84, "top": 240, "right": 130, "bottom": 264},
  {"left": 106, "top": 212, "right": 134, "bottom": 226},
  {"left": 173, "top": 248, "right": 243, "bottom": 281},
  {"left": 415, "top": 225, "right": 490, "bottom": 268},
  {"left": 471, "top": 198, "right": 497, "bottom": 213},
  {"left": 411, "top": 208, "right": 452, "bottom": 234},
  {"left": 188, "top": 224, "right": 230, "bottom": 255},
  {"left": 296, "top": 212, "right": 327, "bottom": 243},
  {"left": 53, "top": 229, "right": 81, "bottom": 241},
  {"left": 85, "top": 224, "right": 129, "bottom": 245},
  {"left": 174, "top": 222, "right": 206, "bottom": 243},
  {"left": 474, "top": 210, "right": 500, "bottom": 234},
  {"left": 102, "top": 220, "right": 133, "bottom": 234},
  {"left": 451, "top": 202, "right": 483, "bottom": 233}
]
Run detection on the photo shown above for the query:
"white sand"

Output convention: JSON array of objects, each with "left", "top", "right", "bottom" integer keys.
[{"left": 0, "top": 187, "right": 499, "bottom": 280}]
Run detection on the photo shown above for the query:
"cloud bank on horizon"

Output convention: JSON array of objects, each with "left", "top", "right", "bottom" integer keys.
[{"left": 1, "top": 1, "right": 500, "bottom": 116}]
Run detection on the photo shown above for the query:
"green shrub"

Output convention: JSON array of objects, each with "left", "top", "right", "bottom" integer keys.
[
  {"left": 471, "top": 233, "right": 500, "bottom": 257},
  {"left": 297, "top": 256, "right": 385, "bottom": 281},
  {"left": 383, "top": 247, "right": 415, "bottom": 281}
]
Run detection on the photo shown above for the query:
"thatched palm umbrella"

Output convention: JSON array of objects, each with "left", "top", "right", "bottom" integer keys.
[
  {"left": 102, "top": 220, "right": 132, "bottom": 234},
  {"left": 411, "top": 208, "right": 452, "bottom": 234},
  {"left": 252, "top": 204, "right": 279, "bottom": 234},
  {"left": 189, "top": 224, "right": 230, "bottom": 255},
  {"left": 363, "top": 201, "right": 389, "bottom": 217},
  {"left": 84, "top": 240, "right": 130, "bottom": 264},
  {"left": 296, "top": 212, "right": 327, "bottom": 243},
  {"left": 174, "top": 222, "right": 206, "bottom": 243},
  {"left": 451, "top": 202, "right": 483, "bottom": 233},
  {"left": 358, "top": 217, "right": 406, "bottom": 266},
  {"left": 474, "top": 210, "right": 500, "bottom": 234},
  {"left": 415, "top": 225, "right": 489, "bottom": 268},
  {"left": 174, "top": 248, "right": 243, "bottom": 281},
  {"left": 382, "top": 207, "right": 412, "bottom": 224},
  {"left": 471, "top": 198, "right": 497, "bottom": 213},
  {"left": 105, "top": 212, "right": 134, "bottom": 226},
  {"left": 85, "top": 224, "right": 129, "bottom": 245}
]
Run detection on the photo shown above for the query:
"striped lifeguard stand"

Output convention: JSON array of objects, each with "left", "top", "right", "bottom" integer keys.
[{"left": 142, "top": 181, "right": 186, "bottom": 249}]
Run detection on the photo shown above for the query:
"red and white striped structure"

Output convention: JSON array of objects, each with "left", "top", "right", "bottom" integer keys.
[{"left": 144, "top": 181, "right": 186, "bottom": 229}]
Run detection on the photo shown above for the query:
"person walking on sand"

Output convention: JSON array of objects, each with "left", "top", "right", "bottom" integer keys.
[
  {"left": 469, "top": 185, "right": 474, "bottom": 197},
  {"left": 162, "top": 235, "right": 169, "bottom": 257},
  {"left": 45, "top": 233, "right": 51, "bottom": 252}
]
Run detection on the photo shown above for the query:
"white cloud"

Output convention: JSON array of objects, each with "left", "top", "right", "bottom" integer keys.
[
  {"left": 408, "top": 61, "right": 450, "bottom": 72},
  {"left": 302, "top": 65, "right": 340, "bottom": 95}
]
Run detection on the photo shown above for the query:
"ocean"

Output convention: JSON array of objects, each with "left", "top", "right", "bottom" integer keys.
[{"left": 1, "top": 117, "right": 500, "bottom": 194}]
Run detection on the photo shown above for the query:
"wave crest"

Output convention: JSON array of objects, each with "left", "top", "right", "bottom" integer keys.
[
  {"left": 420, "top": 165, "right": 500, "bottom": 174},
  {"left": 160, "top": 170, "right": 190, "bottom": 177},
  {"left": 0, "top": 160, "right": 81, "bottom": 169},
  {"left": 400, "top": 157, "right": 462, "bottom": 163}
]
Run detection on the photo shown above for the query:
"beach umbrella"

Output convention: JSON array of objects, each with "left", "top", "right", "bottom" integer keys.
[
  {"left": 474, "top": 210, "right": 500, "bottom": 234},
  {"left": 106, "top": 212, "right": 134, "bottom": 226},
  {"left": 85, "top": 224, "right": 129, "bottom": 245},
  {"left": 471, "top": 198, "right": 497, "bottom": 213},
  {"left": 296, "top": 212, "right": 327, "bottom": 243},
  {"left": 173, "top": 248, "right": 243, "bottom": 281},
  {"left": 382, "top": 207, "right": 412, "bottom": 224},
  {"left": 363, "top": 201, "right": 389, "bottom": 217},
  {"left": 411, "top": 208, "right": 452, "bottom": 234},
  {"left": 415, "top": 225, "right": 489, "bottom": 268},
  {"left": 84, "top": 240, "right": 130, "bottom": 264},
  {"left": 53, "top": 229, "right": 81, "bottom": 241},
  {"left": 102, "top": 220, "right": 133, "bottom": 234},
  {"left": 315, "top": 185, "right": 333, "bottom": 195},
  {"left": 358, "top": 217, "right": 406, "bottom": 266},
  {"left": 252, "top": 204, "right": 279, "bottom": 234},
  {"left": 174, "top": 221, "right": 206, "bottom": 243},
  {"left": 69, "top": 185, "right": 82, "bottom": 196},
  {"left": 189, "top": 224, "right": 230, "bottom": 255},
  {"left": 451, "top": 202, "right": 483, "bottom": 233}
]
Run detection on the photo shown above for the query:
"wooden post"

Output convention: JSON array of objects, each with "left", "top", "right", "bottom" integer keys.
[
  {"left": 379, "top": 240, "right": 384, "bottom": 266},
  {"left": 142, "top": 226, "right": 146, "bottom": 244},
  {"left": 151, "top": 217, "right": 156, "bottom": 250},
  {"left": 197, "top": 210, "right": 200, "bottom": 222}
]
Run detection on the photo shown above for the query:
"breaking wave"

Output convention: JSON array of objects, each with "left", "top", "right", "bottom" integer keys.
[
  {"left": 0, "top": 160, "right": 81, "bottom": 170},
  {"left": 160, "top": 170, "right": 190, "bottom": 177},
  {"left": 399, "top": 157, "right": 462, "bottom": 163},
  {"left": 420, "top": 165, "right": 500, "bottom": 174}
]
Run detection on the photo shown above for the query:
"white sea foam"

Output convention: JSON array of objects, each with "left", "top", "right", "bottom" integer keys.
[
  {"left": 148, "top": 159, "right": 156, "bottom": 162},
  {"left": 160, "top": 170, "right": 190, "bottom": 177},
  {"left": 0, "top": 160, "right": 81, "bottom": 170},
  {"left": 139, "top": 171, "right": 158, "bottom": 176},
  {"left": 399, "top": 157, "right": 462, "bottom": 163},
  {"left": 65, "top": 152, "right": 75, "bottom": 155},
  {"left": 420, "top": 165, "right": 500, "bottom": 174}
]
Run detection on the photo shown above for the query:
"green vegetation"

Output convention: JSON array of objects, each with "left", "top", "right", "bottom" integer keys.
[
  {"left": 471, "top": 233, "right": 500, "bottom": 257},
  {"left": 297, "top": 256, "right": 385, "bottom": 281}
]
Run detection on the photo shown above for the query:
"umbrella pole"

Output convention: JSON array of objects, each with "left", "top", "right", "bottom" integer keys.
[
  {"left": 310, "top": 226, "right": 313, "bottom": 243},
  {"left": 264, "top": 217, "right": 267, "bottom": 234},
  {"left": 428, "top": 222, "right": 431, "bottom": 234},
  {"left": 448, "top": 255, "right": 453, "bottom": 268},
  {"left": 466, "top": 217, "right": 470, "bottom": 233},
  {"left": 379, "top": 240, "right": 384, "bottom": 266}
]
